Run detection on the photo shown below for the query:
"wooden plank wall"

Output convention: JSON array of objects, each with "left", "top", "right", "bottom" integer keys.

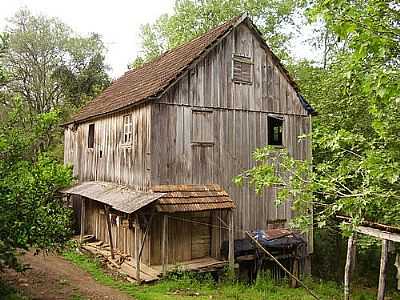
[
  {"left": 82, "top": 199, "right": 152, "bottom": 265},
  {"left": 151, "top": 24, "right": 312, "bottom": 245},
  {"left": 149, "top": 211, "right": 226, "bottom": 265},
  {"left": 64, "top": 104, "right": 152, "bottom": 191}
]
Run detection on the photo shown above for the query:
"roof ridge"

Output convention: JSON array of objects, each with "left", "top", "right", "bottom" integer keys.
[{"left": 125, "top": 15, "right": 242, "bottom": 76}]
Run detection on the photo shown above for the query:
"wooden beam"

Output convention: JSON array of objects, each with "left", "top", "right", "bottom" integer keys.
[
  {"left": 355, "top": 226, "right": 400, "bottom": 242},
  {"left": 161, "top": 214, "right": 168, "bottom": 275},
  {"left": 80, "top": 197, "right": 85, "bottom": 242},
  {"left": 135, "top": 214, "right": 141, "bottom": 284},
  {"left": 344, "top": 234, "right": 356, "bottom": 300},
  {"left": 377, "top": 240, "right": 389, "bottom": 300},
  {"left": 228, "top": 210, "right": 234, "bottom": 271},
  {"left": 104, "top": 205, "right": 115, "bottom": 259}
]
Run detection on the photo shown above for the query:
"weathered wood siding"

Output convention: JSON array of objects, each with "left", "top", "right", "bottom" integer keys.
[
  {"left": 150, "top": 24, "right": 312, "bottom": 244},
  {"left": 149, "top": 211, "right": 227, "bottom": 265},
  {"left": 64, "top": 104, "right": 152, "bottom": 190}
]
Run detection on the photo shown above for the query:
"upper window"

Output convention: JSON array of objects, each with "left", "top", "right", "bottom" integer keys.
[
  {"left": 123, "top": 114, "right": 133, "bottom": 144},
  {"left": 232, "top": 54, "right": 253, "bottom": 84},
  {"left": 192, "top": 110, "right": 213, "bottom": 144},
  {"left": 88, "top": 123, "right": 95, "bottom": 148},
  {"left": 268, "top": 115, "right": 283, "bottom": 146}
]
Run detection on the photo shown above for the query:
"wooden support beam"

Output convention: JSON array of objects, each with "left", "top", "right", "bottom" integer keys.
[
  {"left": 135, "top": 214, "right": 141, "bottom": 284},
  {"left": 344, "top": 234, "right": 356, "bottom": 300},
  {"left": 377, "top": 240, "right": 389, "bottom": 300},
  {"left": 104, "top": 205, "right": 115, "bottom": 259},
  {"left": 355, "top": 225, "right": 400, "bottom": 242},
  {"left": 80, "top": 197, "right": 85, "bottom": 242},
  {"left": 161, "top": 214, "right": 168, "bottom": 275},
  {"left": 228, "top": 210, "right": 234, "bottom": 271},
  {"left": 138, "top": 213, "right": 154, "bottom": 260}
]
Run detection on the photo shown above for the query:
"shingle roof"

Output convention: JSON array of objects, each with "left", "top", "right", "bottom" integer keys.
[
  {"left": 60, "top": 181, "right": 235, "bottom": 213},
  {"left": 70, "top": 16, "right": 242, "bottom": 124},
  {"left": 152, "top": 184, "right": 235, "bottom": 213},
  {"left": 69, "top": 14, "right": 315, "bottom": 124}
]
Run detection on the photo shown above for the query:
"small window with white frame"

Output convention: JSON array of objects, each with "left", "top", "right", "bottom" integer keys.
[{"left": 122, "top": 114, "right": 133, "bottom": 145}]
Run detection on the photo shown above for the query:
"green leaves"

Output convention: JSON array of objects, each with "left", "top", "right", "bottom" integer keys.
[
  {"left": 0, "top": 107, "right": 73, "bottom": 271},
  {"left": 131, "top": 0, "right": 300, "bottom": 67}
]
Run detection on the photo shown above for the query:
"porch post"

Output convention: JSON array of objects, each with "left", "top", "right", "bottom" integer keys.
[
  {"left": 228, "top": 209, "right": 234, "bottom": 271},
  {"left": 135, "top": 214, "right": 141, "bottom": 284},
  {"left": 104, "top": 205, "right": 115, "bottom": 259},
  {"left": 344, "top": 233, "right": 356, "bottom": 300},
  {"left": 161, "top": 214, "right": 168, "bottom": 275},
  {"left": 377, "top": 239, "right": 389, "bottom": 300},
  {"left": 80, "top": 197, "right": 85, "bottom": 242}
]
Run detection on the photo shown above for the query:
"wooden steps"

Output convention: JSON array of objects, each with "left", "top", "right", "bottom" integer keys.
[{"left": 82, "top": 242, "right": 160, "bottom": 283}]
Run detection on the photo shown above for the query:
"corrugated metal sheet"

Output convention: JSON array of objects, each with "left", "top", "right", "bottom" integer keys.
[{"left": 61, "top": 181, "right": 165, "bottom": 214}]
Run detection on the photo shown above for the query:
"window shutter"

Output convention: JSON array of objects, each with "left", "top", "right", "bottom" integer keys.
[
  {"left": 192, "top": 110, "right": 213, "bottom": 144},
  {"left": 232, "top": 54, "right": 253, "bottom": 84}
]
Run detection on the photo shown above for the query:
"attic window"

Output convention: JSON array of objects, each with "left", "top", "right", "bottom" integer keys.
[
  {"left": 268, "top": 115, "right": 283, "bottom": 146},
  {"left": 123, "top": 114, "right": 133, "bottom": 144},
  {"left": 192, "top": 110, "right": 213, "bottom": 144},
  {"left": 232, "top": 54, "right": 253, "bottom": 84},
  {"left": 88, "top": 124, "right": 95, "bottom": 148}
]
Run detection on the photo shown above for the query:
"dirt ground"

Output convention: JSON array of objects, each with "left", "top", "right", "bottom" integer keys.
[{"left": 0, "top": 251, "right": 134, "bottom": 300}]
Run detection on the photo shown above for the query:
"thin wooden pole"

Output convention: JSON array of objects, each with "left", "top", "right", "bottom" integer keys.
[
  {"left": 135, "top": 214, "right": 141, "bottom": 284},
  {"left": 228, "top": 210, "right": 235, "bottom": 271},
  {"left": 104, "top": 205, "right": 115, "bottom": 259},
  {"left": 161, "top": 214, "right": 168, "bottom": 275},
  {"left": 344, "top": 233, "right": 355, "bottom": 300},
  {"left": 80, "top": 197, "right": 85, "bottom": 242},
  {"left": 138, "top": 214, "right": 154, "bottom": 260},
  {"left": 377, "top": 239, "right": 389, "bottom": 300},
  {"left": 245, "top": 231, "right": 320, "bottom": 300}
]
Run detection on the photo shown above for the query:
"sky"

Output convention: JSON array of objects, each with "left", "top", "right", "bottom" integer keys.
[
  {"left": 0, "top": 0, "right": 319, "bottom": 79},
  {"left": 0, "top": 0, "right": 175, "bottom": 78}
]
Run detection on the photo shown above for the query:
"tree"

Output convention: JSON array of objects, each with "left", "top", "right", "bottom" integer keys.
[
  {"left": 238, "top": 0, "right": 400, "bottom": 232},
  {"left": 0, "top": 9, "right": 110, "bottom": 116},
  {"left": 0, "top": 104, "right": 73, "bottom": 271},
  {"left": 131, "top": 0, "right": 300, "bottom": 67}
]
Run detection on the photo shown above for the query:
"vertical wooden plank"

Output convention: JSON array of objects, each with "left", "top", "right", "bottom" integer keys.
[
  {"left": 80, "top": 197, "right": 85, "bottom": 242},
  {"left": 104, "top": 205, "right": 115, "bottom": 259},
  {"left": 135, "top": 214, "right": 141, "bottom": 283},
  {"left": 228, "top": 210, "right": 234, "bottom": 271},
  {"left": 377, "top": 240, "right": 389, "bottom": 300},
  {"left": 161, "top": 215, "right": 168, "bottom": 275}
]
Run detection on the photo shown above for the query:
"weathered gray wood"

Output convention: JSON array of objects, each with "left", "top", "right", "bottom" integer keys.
[
  {"left": 104, "top": 205, "right": 115, "bottom": 259},
  {"left": 356, "top": 225, "right": 400, "bottom": 242},
  {"left": 80, "top": 197, "right": 86, "bottom": 242},
  {"left": 161, "top": 214, "right": 168, "bottom": 275},
  {"left": 377, "top": 240, "right": 389, "bottom": 300},
  {"left": 344, "top": 234, "right": 356, "bottom": 300},
  {"left": 135, "top": 214, "right": 141, "bottom": 284},
  {"left": 228, "top": 210, "right": 234, "bottom": 271}
]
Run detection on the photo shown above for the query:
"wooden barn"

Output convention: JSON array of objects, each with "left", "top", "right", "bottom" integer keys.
[{"left": 62, "top": 14, "right": 315, "bottom": 282}]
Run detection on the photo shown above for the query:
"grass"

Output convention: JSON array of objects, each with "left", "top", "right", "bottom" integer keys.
[{"left": 63, "top": 250, "right": 400, "bottom": 300}]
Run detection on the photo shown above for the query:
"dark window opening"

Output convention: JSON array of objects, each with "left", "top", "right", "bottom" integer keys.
[
  {"left": 88, "top": 124, "right": 95, "bottom": 148},
  {"left": 268, "top": 116, "right": 283, "bottom": 146}
]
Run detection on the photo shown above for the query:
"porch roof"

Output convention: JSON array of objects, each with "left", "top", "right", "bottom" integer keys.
[
  {"left": 61, "top": 182, "right": 235, "bottom": 214},
  {"left": 60, "top": 181, "right": 165, "bottom": 214}
]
